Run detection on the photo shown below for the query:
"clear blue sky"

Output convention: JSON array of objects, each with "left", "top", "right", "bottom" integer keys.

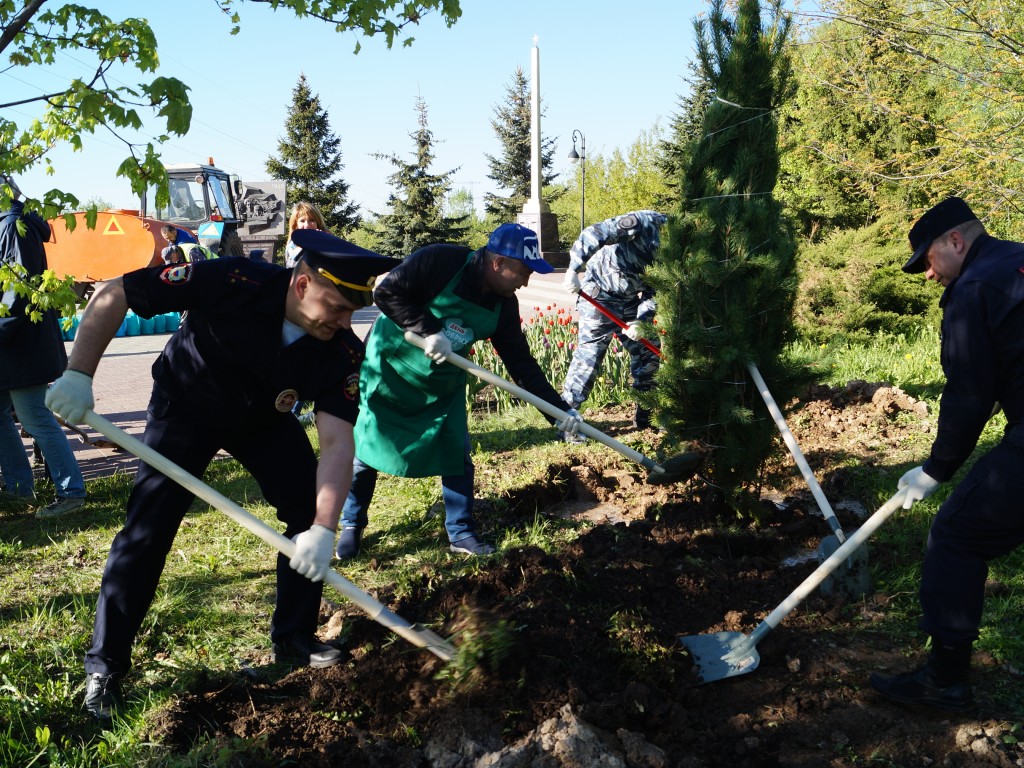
[{"left": 10, "top": 1, "right": 706, "bottom": 216}]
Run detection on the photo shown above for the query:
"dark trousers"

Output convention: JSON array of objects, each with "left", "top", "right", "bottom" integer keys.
[
  {"left": 920, "top": 433, "right": 1024, "bottom": 646},
  {"left": 85, "top": 390, "right": 319, "bottom": 677}
]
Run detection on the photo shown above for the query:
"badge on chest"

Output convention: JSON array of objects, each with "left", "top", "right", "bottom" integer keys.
[{"left": 442, "top": 317, "right": 474, "bottom": 351}]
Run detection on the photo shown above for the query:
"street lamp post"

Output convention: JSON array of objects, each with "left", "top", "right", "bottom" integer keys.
[{"left": 568, "top": 130, "right": 586, "bottom": 233}]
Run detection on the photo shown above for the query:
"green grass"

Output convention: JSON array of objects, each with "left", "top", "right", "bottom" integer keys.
[{"left": 1, "top": 327, "right": 1023, "bottom": 764}]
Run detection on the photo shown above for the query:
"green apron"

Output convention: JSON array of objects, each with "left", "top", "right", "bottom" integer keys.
[{"left": 354, "top": 252, "right": 500, "bottom": 477}]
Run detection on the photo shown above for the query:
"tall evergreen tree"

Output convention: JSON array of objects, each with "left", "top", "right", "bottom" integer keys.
[
  {"left": 483, "top": 67, "right": 559, "bottom": 222},
  {"left": 266, "top": 74, "right": 360, "bottom": 233},
  {"left": 657, "top": 59, "right": 715, "bottom": 208},
  {"left": 372, "top": 96, "right": 468, "bottom": 257},
  {"left": 647, "top": 0, "right": 799, "bottom": 505}
]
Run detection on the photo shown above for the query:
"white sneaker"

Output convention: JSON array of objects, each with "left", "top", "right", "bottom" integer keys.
[{"left": 35, "top": 497, "right": 86, "bottom": 519}]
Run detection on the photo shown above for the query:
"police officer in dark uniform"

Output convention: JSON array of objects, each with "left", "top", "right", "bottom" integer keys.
[
  {"left": 45, "top": 229, "right": 401, "bottom": 720},
  {"left": 869, "top": 197, "right": 1024, "bottom": 711}
]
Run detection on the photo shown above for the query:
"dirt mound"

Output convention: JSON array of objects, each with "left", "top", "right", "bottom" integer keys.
[{"left": 147, "top": 385, "right": 1024, "bottom": 766}]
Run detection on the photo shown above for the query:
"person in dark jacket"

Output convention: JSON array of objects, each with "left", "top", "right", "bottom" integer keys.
[
  {"left": 335, "top": 223, "right": 584, "bottom": 560},
  {"left": 0, "top": 197, "right": 86, "bottom": 517},
  {"left": 869, "top": 196, "right": 1024, "bottom": 712},
  {"left": 45, "top": 228, "right": 401, "bottom": 720}
]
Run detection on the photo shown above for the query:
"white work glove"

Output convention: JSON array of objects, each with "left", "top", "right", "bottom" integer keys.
[
  {"left": 45, "top": 370, "right": 95, "bottom": 424},
  {"left": 422, "top": 332, "right": 453, "bottom": 363},
  {"left": 557, "top": 408, "right": 585, "bottom": 437},
  {"left": 289, "top": 524, "right": 335, "bottom": 583},
  {"left": 562, "top": 270, "right": 582, "bottom": 295},
  {"left": 897, "top": 466, "right": 940, "bottom": 510},
  {"left": 623, "top": 321, "right": 642, "bottom": 341}
]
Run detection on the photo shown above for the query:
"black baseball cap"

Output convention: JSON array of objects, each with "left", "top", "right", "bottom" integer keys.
[{"left": 903, "top": 197, "right": 978, "bottom": 273}]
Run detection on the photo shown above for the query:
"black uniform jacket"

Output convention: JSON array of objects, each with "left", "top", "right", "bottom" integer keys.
[
  {"left": 123, "top": 259, "right": 363, "bottom": 424},
  {"left": 373, "top": 244, "right": 567, "bottom": 415},
  {"left": 927, "top": 234, "right": 1024, "bottom": 481},
  {"left": 0, "top": 201, "right": 67, "bottom": 389}
]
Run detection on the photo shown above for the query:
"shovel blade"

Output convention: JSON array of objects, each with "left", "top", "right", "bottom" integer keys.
[
  {"left": 679, "top": 631, "right": 760, "bottom": 684},
  {"left": 647, "top": 451, "right": 703, "bottom": 485},
  {"left": 817, "top": 535, "right": 873, "bottom": 599}
]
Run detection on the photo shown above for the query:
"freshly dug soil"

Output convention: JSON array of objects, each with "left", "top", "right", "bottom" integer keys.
[{"left": 148, "top": 383, "right": 1024, "bottom": 767}]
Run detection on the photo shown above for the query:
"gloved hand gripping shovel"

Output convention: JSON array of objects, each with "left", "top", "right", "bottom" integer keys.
[
  {"left": 578, "top": 290, "right": 663, "bottom": 359},
  {"left": 747, "top": 362, "right": 871, "bottom": 597},
  {"left": 81, "top": 409, "right": 456, "bottom": 662},
  {"left": 679, "top": 489, "right": 906, "bottom": 683},
  {"left": 404, "top": 332, "right": 700, "bottom": 484}
]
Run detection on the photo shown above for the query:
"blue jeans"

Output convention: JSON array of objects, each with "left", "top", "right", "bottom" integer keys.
[
  {"left": 342, "top": 433, "right": 477, "bottom": 543},
  {"left": 0, "top": 385, "right": 86, "bottom": 499}
]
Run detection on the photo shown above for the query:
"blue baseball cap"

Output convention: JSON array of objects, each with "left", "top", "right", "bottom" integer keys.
[{"left": 486, "top": 223, "right": 553, "bottom": 274}]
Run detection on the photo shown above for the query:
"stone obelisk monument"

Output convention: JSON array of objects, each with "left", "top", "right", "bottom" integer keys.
[{"left": 516, "top": 36, "right": 566, "bottom": 266}]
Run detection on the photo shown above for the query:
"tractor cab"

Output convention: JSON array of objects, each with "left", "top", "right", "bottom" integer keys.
[{"left": 146, "top": 160, "right": 247, "bottom": 256}]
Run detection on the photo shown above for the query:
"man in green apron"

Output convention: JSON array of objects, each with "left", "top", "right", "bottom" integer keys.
[{"left": 338, "top": 223, "right": 584, "bottom": 558}]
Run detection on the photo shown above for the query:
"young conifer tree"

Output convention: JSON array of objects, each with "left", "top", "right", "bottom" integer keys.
[
  {"left": 372, "top": 96, "right": 469, "bottom": 257},
  {"left": 483, "top": 68, "right": 559, "bottom": 222},
  {"left": 647, "top": 0, "right": 799, "bottom": 503},
  {"left": 266, "top": 74, "right": 360, "bottom": 234}
]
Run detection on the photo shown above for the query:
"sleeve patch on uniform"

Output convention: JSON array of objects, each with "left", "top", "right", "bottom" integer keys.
[
  {"left": 616, "top": 213, "right": 639, "bottom": 232},
  {"left": 345, "top": 372, "right": 360, "bottom": 400},
  {"left": 159, "top": 263, "right": 194, "bottom": 285}
]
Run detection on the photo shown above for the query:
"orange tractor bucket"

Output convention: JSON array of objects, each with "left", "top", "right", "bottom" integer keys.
[{"left": 46, "top": 209, "right": 168, "bottom": 283}]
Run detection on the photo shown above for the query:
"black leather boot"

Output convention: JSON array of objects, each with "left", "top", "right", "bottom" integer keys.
[
  {"left": 870, "top": 639, "right": 973, "bottom": 711},
  {"left": 633, "top": 405, "right": 652, "bottom": 430},
  {"left": 84, "top": 673, "right": 124, "bottom": 720},
  {"left": 272, "top": 635, "right": 343, "bottom": 668}
]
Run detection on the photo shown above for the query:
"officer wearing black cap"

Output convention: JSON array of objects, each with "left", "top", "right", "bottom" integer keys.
[
  {"left": 869, "top": 197, "right": 1024, "bottom": 711},
  {"left": 45, "top": 229, "right": 401, "bottom": 720}
]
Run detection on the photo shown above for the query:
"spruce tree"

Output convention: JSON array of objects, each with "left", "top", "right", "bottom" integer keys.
[
  {"left": 647, "top": 0, "right": 799, "bottom": 505},
  {"left": 266, "top": 74, "right": 360, "bottom": 233},
  {"left": 483, "top": 68, "right": 559, "bottom": 222},
  {"left": 372, "top": 96, "right": 469, "bottom": 257}
]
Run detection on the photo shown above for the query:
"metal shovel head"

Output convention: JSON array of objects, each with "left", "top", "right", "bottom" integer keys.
[
  {"left": 679, "top": 630, "right": 760, "bottom": 683},
  {"left": 817, "top": 535, "right": 873, "bottom": 599},
  {"left": 646, "top": 451, "right": 703, "bottom": 485}
]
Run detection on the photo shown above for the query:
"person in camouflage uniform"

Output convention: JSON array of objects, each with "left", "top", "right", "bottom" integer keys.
[{"left": 561, "top": 210, "right": 667, "bottom": 437}]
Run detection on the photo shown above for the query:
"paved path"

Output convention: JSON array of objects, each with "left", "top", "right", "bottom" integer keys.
[{"left": 29, "top": 271, "right": 573, "bottom": 483}]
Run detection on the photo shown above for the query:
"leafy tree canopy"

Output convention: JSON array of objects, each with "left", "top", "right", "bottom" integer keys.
[
  {"left": 0, "top": 1, "right": 463, "bottom": 220},
  {"left": 784, "top": 0, "right": 1024, "bottom": 236},
  {"left": 549, "top": 125, "right": 669, "bottom": 248}
]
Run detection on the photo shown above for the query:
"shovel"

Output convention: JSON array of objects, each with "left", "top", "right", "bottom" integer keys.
[
  {"left": 81, "top": 409, "right": 457, "bottom": 663},
  {"left": 679, "top": 489, "right": 906, "bottom": 683},
  {"left": 746, "top": 362, "right": 870, "bottom": 597},
  {"left": 403, "top": 331, "right": 701, "bottom": 484},
  {"left": 577, "top": 290, "right": 663, "bottom": 359}
]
